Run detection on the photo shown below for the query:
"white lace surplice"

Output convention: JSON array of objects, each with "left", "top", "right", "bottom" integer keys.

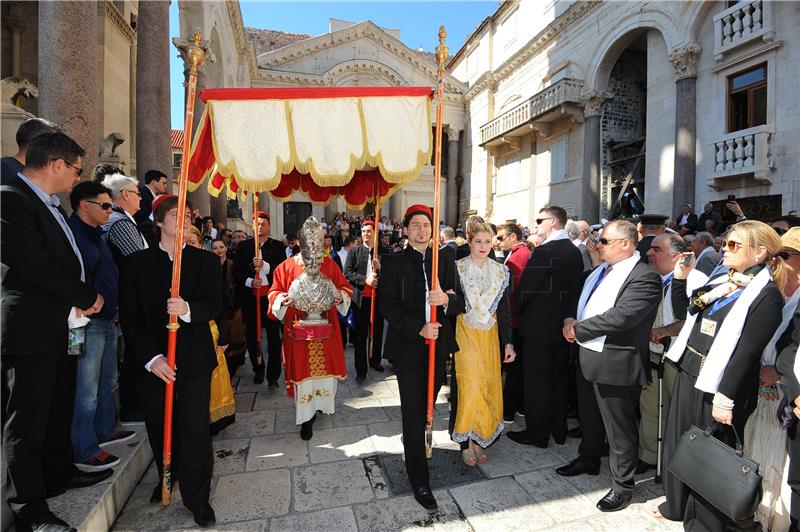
[{"left": 456, "top": 258, "right": 510, "bottom": 330}]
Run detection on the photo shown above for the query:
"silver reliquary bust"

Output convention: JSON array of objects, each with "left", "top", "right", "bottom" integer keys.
[{"left": 287, "top": 216, "right": 339, "bottom": 326}]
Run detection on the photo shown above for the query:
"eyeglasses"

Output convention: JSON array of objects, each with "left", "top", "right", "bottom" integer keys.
[
  {"left": 778, "top": 251, "right": 800, "bottom": 260},
  {"left": 724, "top": 240, "right": 744, "bottom": 252},
  {"left": 593, "top": 236, "right": 627, "bottom": 245},
  {"left": 773, "top": 227, "right": 788, "bottom": 235},
  {"left": 123, "top": 189, "right": 141, "bottom": 197},
  {"left": 535, "top": 217, "right": 554, "bottom": 225},
  {"left": 85, "top": 200, "right": 113, "bottom": 210},
  {"left": 63, "top": 160, "right": 84, "bottom": 177},
  {"left": 496, "top": 234, "right": 506, "bottom": 242}
]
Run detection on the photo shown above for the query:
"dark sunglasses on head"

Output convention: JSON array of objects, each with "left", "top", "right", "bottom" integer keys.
[{"left": 86, "top": 200, "right": 113, "bottom": 210}]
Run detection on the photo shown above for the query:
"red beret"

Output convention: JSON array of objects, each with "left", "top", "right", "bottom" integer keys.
[
  {"left": 151, "top": 194, "right": 177, "bottom": 214},
  {"left": 404, "top": 204, "right": 433, "bottom": 226},
  {"left": 361, "top": 220, "right": 375, "bottom": 228},
  {"left": 254, "top": 211, "right": 270, "bottom": 220},
  {"left": 324, "top": 234, "right": 333, "bottom": 239}
]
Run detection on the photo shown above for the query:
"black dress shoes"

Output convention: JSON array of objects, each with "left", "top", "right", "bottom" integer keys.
[
  {"left": 596, "top": 489, "right": 632, "bottom": 512},
  {"left": 267, "top": 379, "right": 279, "bottom": 390},
  {"left": 506, "top": 431, "right": 548, "bottom": 448},
  {"left": 555, "top": 457, "right": 600, "bottom": 477},
  {"left": 14, "top": 510, "right": 76, "bottom": 532},
  {"left": 370, "top": 363, "right": 385, "bottom": 372},
  {"left": 567, "top": 426, "right": 583, "bottom": 439},
  {"left": 191, "top": 504, "right": 216, "bottom": 527},
  {"left": 412, "top": 485, "right": 438, "bottom": 511},
  {"left": 300, "top": 414, "right": 317, "bottom": 440},
  {"left": 253, "top": 372, "right": 265, "bottom": 385},
  {"left": 635, "top": 460, "right": 655, "bottom": 475}
]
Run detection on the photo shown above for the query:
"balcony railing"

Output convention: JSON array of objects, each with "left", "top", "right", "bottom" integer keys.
[
  {"left": 479, "top": 78, "right": 583, "bottom": 145},
  {"left": 713, "top": 0, "right": 774, "bottom": 58},
  {"left": 708, "top": 125, "right": 773, "bottom": 185}
]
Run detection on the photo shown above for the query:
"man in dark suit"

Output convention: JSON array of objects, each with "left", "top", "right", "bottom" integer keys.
[
  {"left": 635, "top": 214, "right": 668, "bottom": 264},
  {"left": 563, "top": 220, "right": 662, "bottom": 511},
  {"left": 439, "top": 226, "right": 458, "bottom": 263},
  {"left": 674, "top": 204, "right": 697, "bottom": 234},
  {"left": 119, "top": 195, "right": 222, "bottom": 527},
  {"left": 380, "top": 205, "right": 460, "bottom": 511},
  {"left": 133, "top": 169, "right": 168, "bottom": 226},
  {"left": 508, "top": 206, "right": 583, "bottom": 447},
  {"left": 1, "top": 132, "right": 109, "bottom": 531},
  {"left": 233, "top": 211, "right": 286, "bottom": 387},
  {"left": 344, "top": 220, "right": 385, "bottom": 380}
]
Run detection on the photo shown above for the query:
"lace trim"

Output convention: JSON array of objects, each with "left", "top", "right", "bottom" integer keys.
[
  {"left": 457, "top": 259, "right": 510, "bottom": 330},
  {"left": 451, "top": 421, "right": 504, "bottom": 448},
  {"left": 488, "top": 266, "right": 510, "bottom": 316}
]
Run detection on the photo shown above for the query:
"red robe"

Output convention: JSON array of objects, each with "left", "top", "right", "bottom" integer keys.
[{"left": 267, "top": 256, "right": 352, "bottom": 397}]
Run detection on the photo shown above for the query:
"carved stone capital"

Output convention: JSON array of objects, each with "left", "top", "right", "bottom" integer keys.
[
  {"left": 446, "top": 126, "right": 462, "bottom": 140},
  {"left": 669, "top": 43, "right": 702, "bottom": 81},
  {"left": 580, "top": 91, "right": 613, "bottom": 118}
]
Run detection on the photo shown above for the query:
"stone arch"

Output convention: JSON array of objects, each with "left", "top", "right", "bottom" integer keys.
[
  {"left": 584, "top": 8, "right": 679, "bottom": 92},
  {"left": 682, "top": 0, "right": 721, "bottom": 46},
  {"left": 322, "top": 60, "right": 408, "bottom": 87},
  {"left": 206, "top": 25, "right": 224, "bottom": 87}
]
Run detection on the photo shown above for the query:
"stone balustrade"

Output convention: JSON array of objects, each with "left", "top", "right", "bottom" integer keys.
[
  {"left": 479, "top": 78, "right": 583, "bottom": 145},
  {"left": 713, "top": 0, "right": 774, "bottom": 59},
  {"left": 709, "top": 125, "right": 773, "bottom": 185}
]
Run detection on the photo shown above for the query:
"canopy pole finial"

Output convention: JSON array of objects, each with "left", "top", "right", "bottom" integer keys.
[{"left": 435, "top": 26, "right": 448, "bottom": 78}]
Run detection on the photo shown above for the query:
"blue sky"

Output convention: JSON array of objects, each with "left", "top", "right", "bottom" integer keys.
[{"left": 169, "top": 1, "right": 495, "bottom": 128}]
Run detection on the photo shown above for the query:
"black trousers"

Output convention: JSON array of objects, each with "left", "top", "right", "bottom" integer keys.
[
  {"left": 394, "top": 355, "right": 446, "bottom": 488},
  {"left": 788, "top": 423, "right": 800, "bottom": 530},
  {"left": 447, "top": 355, "right": 468, "bottom": 451},
  {"left": 118, "top": 335, "right": 142, "bottom": 421},
  {"left": 353, "top": 296, "right": 384, "bottom": 377},
  {"left": 576, "top": 358, "right": 605, "bottom": 465},
  {"left": 522, "top": 340, "right": 568, "bottom": 444},
  {"left": 502, "top": 329, "right": 523, "bottom": 418},
  {"left": 136, "top": 371, "right": 213, "bottom": 511},
  {"left": 241, "top": 295, "right": 282, "bottom": 382},
  {"left": 593, "top": 382, "right": 641, "bottom": 495},
  {"left": 2, "top": 352, "right": 76, "bottom": 519}
]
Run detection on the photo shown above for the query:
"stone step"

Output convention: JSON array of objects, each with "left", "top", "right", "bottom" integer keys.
[{"left": 2, "top": 424, "right": 152, "bottom": 532}]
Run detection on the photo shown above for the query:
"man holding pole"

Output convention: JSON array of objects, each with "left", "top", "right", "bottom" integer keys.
[
  {"left": 119, "top": 195, "right": 222, "bottom": 527},
  {"left": 379, "top": 204, "right": 459, "bottom": 511},
  {"left": 233, "top": 210, "right": 286, "bottom": 388},
  {"left": 344, "top": 219, "right": 385, "bottom": 381}
]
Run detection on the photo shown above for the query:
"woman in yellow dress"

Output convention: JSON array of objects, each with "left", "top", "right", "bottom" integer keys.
[{"left": 451, "top": 218, "right": 516, "bottom": 465}]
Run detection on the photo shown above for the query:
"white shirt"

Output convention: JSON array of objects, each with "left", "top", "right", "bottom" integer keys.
[{"left": 544, "top": 229, "right": 570, "bottom": 244}]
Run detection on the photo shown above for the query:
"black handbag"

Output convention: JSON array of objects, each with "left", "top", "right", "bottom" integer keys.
[{"left": 667, "top": 423, "right": 762, "bottom": 521}]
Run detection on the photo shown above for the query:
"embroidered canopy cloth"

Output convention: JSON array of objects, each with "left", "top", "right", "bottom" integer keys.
[{"left": 187, "top": 87, "right": 434, "bottom": 207}]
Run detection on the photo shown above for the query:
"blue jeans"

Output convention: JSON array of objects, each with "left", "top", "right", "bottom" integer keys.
[{"left": 71, "top": 318, "right": 118, "bottom": 461}]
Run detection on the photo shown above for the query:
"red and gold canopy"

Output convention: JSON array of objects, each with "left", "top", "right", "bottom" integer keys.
[{"left": 187, "top": 86, "right": 434, "bottom": 208}]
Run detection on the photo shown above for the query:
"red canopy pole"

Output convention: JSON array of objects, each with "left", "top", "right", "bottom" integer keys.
[
  {"left": 163, "top": 33, "right": 205, "bottom": 505},
  {"left": 368, "top": 182, "right": 380, "bottom": 358},
  {"left": 425, "top": 26, "right": 448, "bottom": 459},
  {"left": 253, "top": 192, "right": 263, "bottom": 366}
]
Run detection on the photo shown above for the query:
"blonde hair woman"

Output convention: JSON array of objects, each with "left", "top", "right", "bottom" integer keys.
[
  {"left": 449, "top": 217, "right": 516, "bottom": 465},
  {"left": 657, "top": 220, "right": 785, "bottom": 529}
]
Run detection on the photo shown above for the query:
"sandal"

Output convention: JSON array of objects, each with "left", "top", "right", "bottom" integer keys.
[
  {"left": 650, "top": 506, "right": 665, "bottom": 519},
  {"left": 474, "top": 447, "right": 488, "bottom": 463},
  {"left": 461, "top": 448, "right": 477, "bottom": 467}
]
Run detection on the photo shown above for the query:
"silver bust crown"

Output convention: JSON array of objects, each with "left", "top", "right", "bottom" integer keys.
[{"left": 287, "top": 216, "right": 339, "bottom": 325}]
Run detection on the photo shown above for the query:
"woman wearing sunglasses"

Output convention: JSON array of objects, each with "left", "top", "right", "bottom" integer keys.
[{"left": 656, "top": 220, "right": 785, "bottom": 529}]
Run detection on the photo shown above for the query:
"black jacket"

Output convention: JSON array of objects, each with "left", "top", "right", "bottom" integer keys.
[
  {"left": 344, "top": 244, "right": 379, "bottom": 308},
  {"left": 119, "top": 245, "right": 223, "bottom": 379},
  {"left": 516, "top": 239, "right": 584, "bottom": 345},
  {"left": 1, "top": 175, "right": 97, "bottom": 356},
  {"left": 380, "top": 246, "right": 460, "bottom": 364},
  {"left": 575, "top": 260, "right": 662, "bottom": 386},
  {"left": 232, "top": 237, "right": 286, "bottom": 305},
  {"left": 777, "top": 313, "right": 800, "bottom": 402},
  {"left": 134, "top": 184, "right": 155, "bottom": 226},
  {"left": 636, "top": 235, "right": 655, "bottom": 264}
]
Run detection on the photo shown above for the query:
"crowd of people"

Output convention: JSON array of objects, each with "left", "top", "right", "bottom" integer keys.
[{"left": 2, "top": 118, "right": 800, "bottom": 531}]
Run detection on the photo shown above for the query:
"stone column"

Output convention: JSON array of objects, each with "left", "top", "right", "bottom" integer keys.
[
  {"left": 38, "top": 1, "right": 98, "bottom": 174},
  {"left": 5, "top": 10, "right": 24, "bottom": 78},
  {"left": 669, "top": 44, "right": 701, "bottom": 215},
  {"left": 135, "top": 0, "right": 172, "bottom": 183},
  {"left": 579, "top": 91, "right": 612, "bottom": 223},
  {"left": 446, "top": 127, "right": 460, "bottom": 226}
]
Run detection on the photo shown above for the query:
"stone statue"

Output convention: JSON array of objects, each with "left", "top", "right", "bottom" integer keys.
[
  {"left": 1, "top": 77, "right": 38, "bottom": 107},
  {"left": 99, "top": 132, "right": 125, "bottom": 158},
  {"left": 287, "top": 216, "right": 339, "bottom": 326}
]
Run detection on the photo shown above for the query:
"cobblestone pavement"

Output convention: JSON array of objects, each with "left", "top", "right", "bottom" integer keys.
[{"left": 114, "top": 346, "right": 681, "bottom": 531}]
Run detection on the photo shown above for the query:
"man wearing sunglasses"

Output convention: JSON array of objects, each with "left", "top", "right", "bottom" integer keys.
[
  {"left": 68, "top": 181, "right": 135, "bottom": 472},
  {"left": 2, "top": 132, "right": 109, "bottom": 531},
  {"left": 509, "top": 206, "right": 583, "bottom": 448},
  {"left": 562, "top": 220, "right": 662, "bottom": 512}
]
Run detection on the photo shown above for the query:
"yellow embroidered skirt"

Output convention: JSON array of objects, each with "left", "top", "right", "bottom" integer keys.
[
  {"left": 452, "top": 315, "right": 504, "bottom": 448},
  {"left": 209, "top": 321, "right": 235, "bottom": 433}
]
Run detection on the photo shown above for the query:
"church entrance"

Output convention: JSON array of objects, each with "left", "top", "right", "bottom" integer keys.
[{"left": 283, "top": 201, "right": 312, "bottom": 235}]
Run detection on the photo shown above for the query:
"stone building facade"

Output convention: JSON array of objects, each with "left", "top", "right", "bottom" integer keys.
[{"left": 449, "top": 0, "right": 800, "bottom": 227}]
